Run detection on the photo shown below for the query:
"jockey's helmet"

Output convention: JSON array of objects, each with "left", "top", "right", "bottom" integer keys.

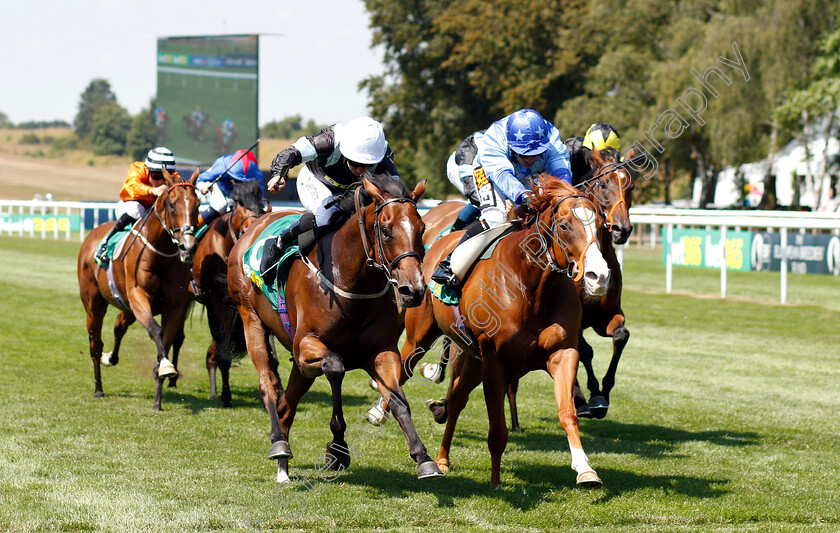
[
  {"left": 506, "top": 109, "right": 550, "bottom": 156},
  {"left": 339, "top": 117, "right": 388, "bottom": 165}
]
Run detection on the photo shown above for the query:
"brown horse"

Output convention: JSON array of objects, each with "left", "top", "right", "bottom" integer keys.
[
  {"left": 191, "top": 179, "right": 266, "bottom": 407},
  {"left": 228, "top": 175, "right": 444, "bottom": 483},
  {"left": 400, "top": 176, "right": 610, "bottom": 488},
  {"left": 77, "top": 169, "right": 200, "bottom": 410}
]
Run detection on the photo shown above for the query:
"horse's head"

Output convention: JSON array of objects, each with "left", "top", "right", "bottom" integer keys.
[
  {"left": 531, "top": 176, "right": 610, "bottom": 298},
  {"left": 359, "top": 175, "right": 427, "bottom": 308},
  {"left": 581, "top": 147, "right": 635, "bottom": 245},
  {"left": 228, "top": 179, "right": 265, "bottom": 239},
  {"left": 158, "top": 168, "right": 200, "bottom": 263}
]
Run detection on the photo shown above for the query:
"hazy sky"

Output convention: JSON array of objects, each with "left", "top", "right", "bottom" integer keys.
[{"left": 0, "top": 0, "right": 385, "bottom": 126}]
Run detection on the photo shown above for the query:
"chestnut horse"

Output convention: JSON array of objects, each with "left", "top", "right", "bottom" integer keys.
[
  {"left": 401, "top": 176, "right": 610, "bottom": 488},
  {"left": 191, "top": 179, "right": 266, "bottom": 407},
  {"left": 77, "top": 169, "right": 200, "bottom": 410},
  {"left": 227, "top": 175, "right": 444, "bottom": 482},
  {"left": 416, "top": 148, "right": 636, "bottom": 429}
]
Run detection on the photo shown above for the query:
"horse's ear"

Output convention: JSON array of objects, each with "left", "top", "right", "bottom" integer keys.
[
  {"left": 189, "top": 167, "right": 199, "bottom": 186},
  {"left": 624, "top": 147, "right": 636, "bottom": 164},
  {"left": 162, "top": 167, "right": 174, "bottom": 185},
  {"left": 589, "top": 146, "right": 606, "bottom": 169},
  {"left": 409, "top": 179, "right": 426, "bottom": 202},
  {"left": 363, "top": 178, "right": 385, "bottom": 204}
]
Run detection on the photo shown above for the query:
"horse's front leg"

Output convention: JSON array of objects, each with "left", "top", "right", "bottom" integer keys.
[
  {"left": 372, "top": 349, "right": 443, "bottom": 479},
  {"left": 153, "top": 299, "right": 190, "bottom": 409},
  {"left": 577, "top": 333, "right": 599, "bottom": 418},
  {"left": 547, "top": 347, "right": 602, "bottom": 488}
]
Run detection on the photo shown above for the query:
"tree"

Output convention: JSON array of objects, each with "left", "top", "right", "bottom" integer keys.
[
  {"left": 74, "top": 79, "right": 117, "bottom": 139},
  {"left": 126, "top": 100, "right": 157, "bottom": 161},
  {"left": 87, "top": 101, "right": 131, "bottom": 156},
  {"left": 0, "top": 111, "right": 12, "bottom": 129}
]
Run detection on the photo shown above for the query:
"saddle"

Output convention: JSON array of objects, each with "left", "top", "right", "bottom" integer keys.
[
  {"left": 429, "top": 223, "right": 513, "bottom": 305},
  {"left": 243, "top": 215, "right": 302, "bottom": 304},
  {"left": 94, "top": 228, "right": 131, "bottom": 267}
]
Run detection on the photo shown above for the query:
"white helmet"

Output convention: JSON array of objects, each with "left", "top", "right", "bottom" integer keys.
[
  {"left": 145, "top": 146, "right": 175, "bottom": 171},
  {"left": 339, "top": 117, "right": 387, "bottom": 165}
]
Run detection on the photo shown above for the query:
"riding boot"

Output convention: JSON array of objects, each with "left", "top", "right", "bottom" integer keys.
[
  {"left": 430, "top": 218, "right": 487, "bottom": 288},
  {"left": 197, "top": 207, "right": 221, "bottom": 228},
  {"left": 95, "top": 213, "right": 136, "bottom": 263},
  {"left": 260, "top": 213, "right": 316, "bottom": 286}
]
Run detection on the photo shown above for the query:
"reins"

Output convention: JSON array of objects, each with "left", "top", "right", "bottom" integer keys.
[
  {"left": 117, "top": 181, "right": 197, "bottom": 261},
  {"left": 353, "top": 186, "right": 422, "bottom": 286}
]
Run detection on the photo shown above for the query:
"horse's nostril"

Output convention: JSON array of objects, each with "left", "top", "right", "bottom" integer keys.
[
  {"left": 585, "top": 271, "right": 599, "bottom": 282},
  {"left": 397, "top": 285, "right": 414, "bottom": 297}
]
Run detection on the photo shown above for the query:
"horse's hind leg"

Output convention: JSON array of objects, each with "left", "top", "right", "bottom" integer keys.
[
  {"left": 578, "top": 333, "right": 602, "bottom": 418},
  {"left": 507, "top": 379, "right": 521, "bottom": 433},
  {"left": 206, "top": 341, "right": 219, "bottom": 400},
  {"left": 167, "top": 325, "right": 185, "bottom": 388},
  {"left": 596, "top": 316, "right": 629, "bottom": 419},
  {"left": 482, "top": 356, "right": 509, "bottom": 488},
  {"left": 102, "top": 310, "right": 135, "bottom": 367},
  {"left": 82, "top": 290, "right": 108, "bottom": 398},
  {"left": 435, "top": 353, "right": 483, "bottom": 474}
]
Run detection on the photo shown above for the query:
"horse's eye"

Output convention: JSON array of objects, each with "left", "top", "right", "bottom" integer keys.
[{"left": 382, "top": 228, "right": 391, "bottom": 239}]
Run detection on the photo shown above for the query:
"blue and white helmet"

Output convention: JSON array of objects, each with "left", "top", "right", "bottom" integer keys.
[{"left": 506, "top": 109, "right": 549, "bottom": 156}]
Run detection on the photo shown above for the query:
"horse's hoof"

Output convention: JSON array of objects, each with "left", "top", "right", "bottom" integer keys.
[
  {"left": 368, "top": 378, "right": 378, "bottom": 391},
  {"left": 435, "top": 459, "right": 450, "bottom": 474},
  {"left": 577, "top": 405, "right": 593, "bottom": 419},
  {"left": 420, "top": 363, "right": 444, "bottom": 383},
  {"left": 417, "top": 460, "right": 445, "bottom": 479},
  {"left": 576, "top": 470, "right": 603, "bottom": 488},
  {"left": 208, "top": 393, "right": 218, "bottom": 401},
  {"left": 588, "top": 395, "right": 609, "bottom": 419},
  {"left": 269, "top": 440, "right": 293, "bottom": 459},
  {"left": 93, "top": 391, "right": 104, "bottom": 398},
  {"left": 366, "top": 397, "right": 387, "bottom": 426},
  {"left": 157, "top": 358, "right": 178, "bottom": 379},
  {"left": 325, "top": 442, "right": 351, "bottom": 470},
  {"left": 426, "top": 399, "right": 448, "bottom": 424},
  {"left": 100, "top": 352, "right": 114, "bottom": 366}
]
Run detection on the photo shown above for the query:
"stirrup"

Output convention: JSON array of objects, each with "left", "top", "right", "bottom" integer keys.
[
  {"left": 95, "top": 244, "right": 109, "bottom": 263},
  {"left": 431, "top": 263, "right": 459, "bottom": 288}
]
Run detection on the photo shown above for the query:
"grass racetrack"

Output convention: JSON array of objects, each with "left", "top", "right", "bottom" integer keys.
[{"left": 1, "top": 235, "right": 838, "bottom": 532}]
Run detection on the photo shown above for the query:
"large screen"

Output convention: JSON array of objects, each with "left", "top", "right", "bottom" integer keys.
[{"left": 156, "top": 35, "right": 258, "bottom": 165}]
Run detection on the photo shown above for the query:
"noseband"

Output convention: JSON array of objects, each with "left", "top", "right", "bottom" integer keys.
[
  {"left": 577, "top": 159, "right": 633, "bottom": 231},
  {"left": 154, "top": 182, "right": 198, "bottom": 248},
  {"left": 354, "top": 186, "right": 422, "bottom": 286}
]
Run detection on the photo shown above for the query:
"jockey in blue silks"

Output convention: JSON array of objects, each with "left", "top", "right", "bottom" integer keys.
[
  {"left": 432, "top": 108, "right": 572, "bottom": 288},
  {"left": 196, "top": 149, "right": 265, "bottom": 227}
]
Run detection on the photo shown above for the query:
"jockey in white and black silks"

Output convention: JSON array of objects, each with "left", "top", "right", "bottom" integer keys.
[{"left": 259, "top": 116, "right": 400, "bottom": 285}]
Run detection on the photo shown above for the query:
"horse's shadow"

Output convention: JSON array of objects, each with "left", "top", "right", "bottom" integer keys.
[
  {"left": 104, "top": 387, "right": 372, "bottom": 414},
  {"left": 506, "top": 418, "right": 761, "bottom": 458},
  {"left": 315, "top": 418, "right": 755, "bottom": 510}
]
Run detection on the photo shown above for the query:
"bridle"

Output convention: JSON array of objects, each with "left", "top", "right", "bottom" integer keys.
[
  {"left": 536, "top": 194, "right": 600, "bottom": 282},
  {"left": 577, "top": 161, "right": 629, "bottom": 232},
  {"left": 354, "top": 186, "right": 422, "bottom": 286},
  {"left": 154, "top": 181, "right": 198, "bottom": 249}
]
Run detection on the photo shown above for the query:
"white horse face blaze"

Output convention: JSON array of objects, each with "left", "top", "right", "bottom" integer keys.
[{"left": 571, "top": 205, "right": 610, "bottom": 297}]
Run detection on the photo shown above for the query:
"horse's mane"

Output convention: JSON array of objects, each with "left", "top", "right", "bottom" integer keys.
[
  {"left": 230, "top": 179, "right": 264, "bottom": 214},
  {"left": 336, "top": 172, "right": 411, "bottom": 213},
  {"left": 529, "top": 174, "right": 579, "bottom": 214}
]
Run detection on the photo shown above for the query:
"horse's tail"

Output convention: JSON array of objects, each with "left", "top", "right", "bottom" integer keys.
[{"left": 215, "top": 271, "right": 249, "bottom": 361}]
